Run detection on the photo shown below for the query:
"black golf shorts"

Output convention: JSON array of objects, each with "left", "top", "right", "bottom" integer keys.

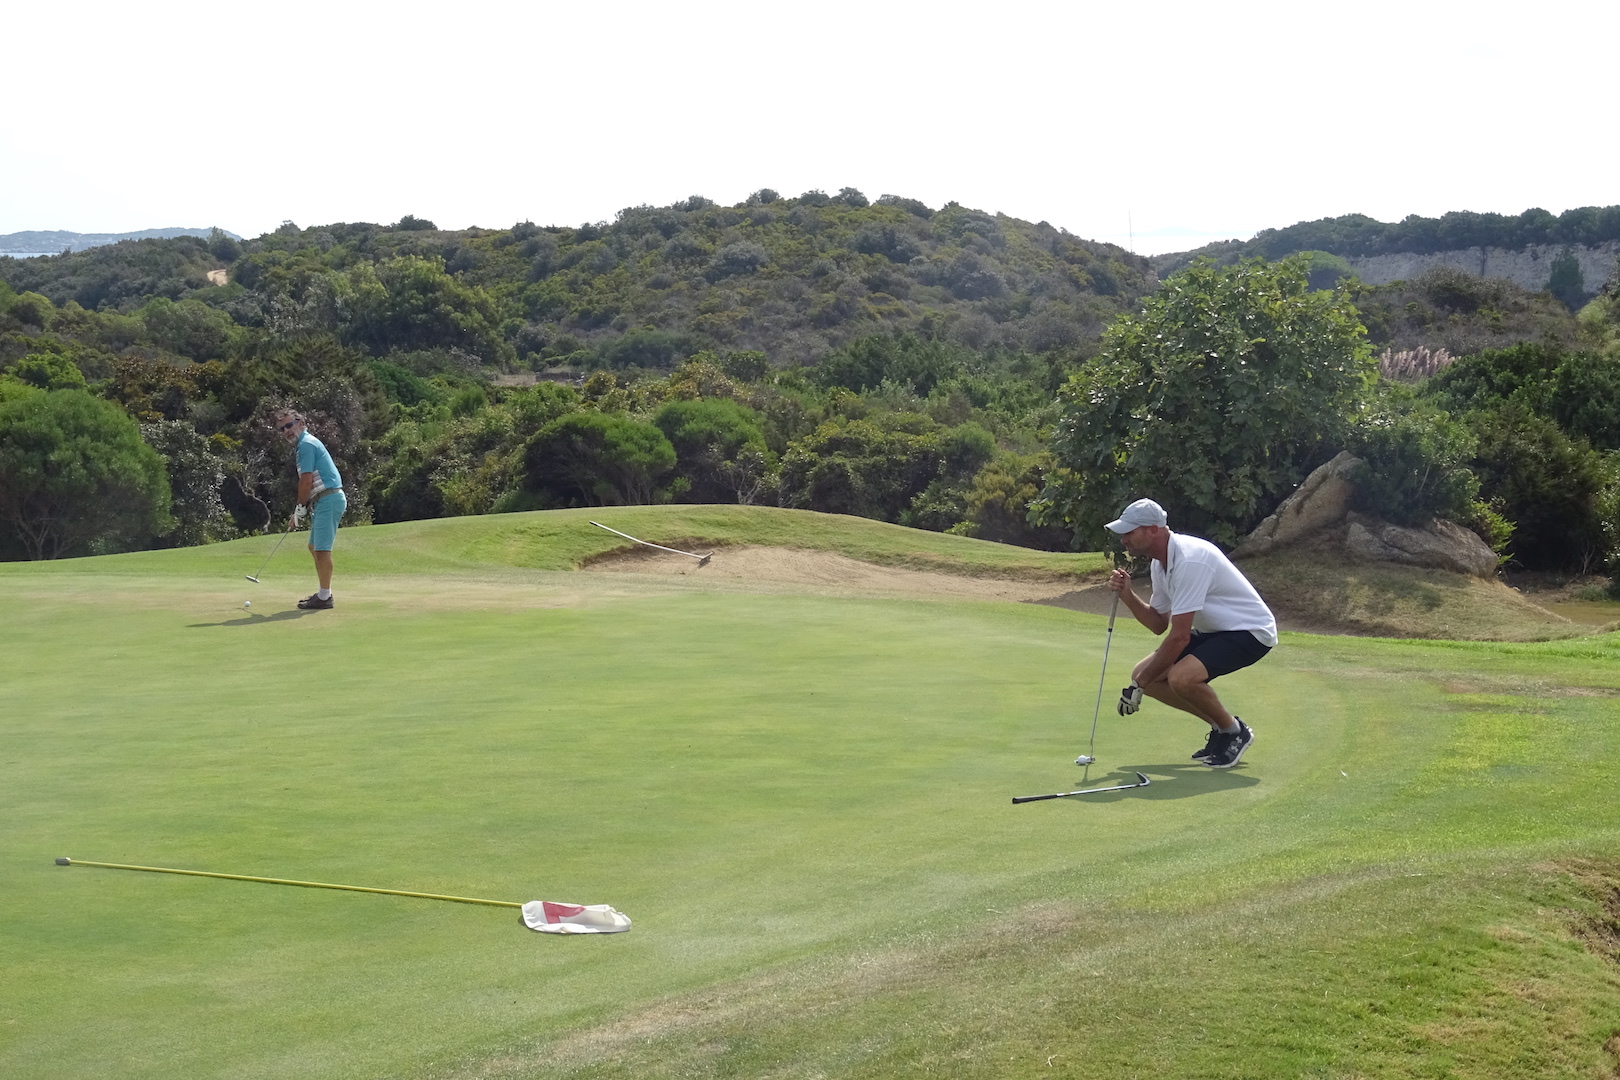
[{"left": 1178, "top": 630, "right": 1270, "bottom": 680}]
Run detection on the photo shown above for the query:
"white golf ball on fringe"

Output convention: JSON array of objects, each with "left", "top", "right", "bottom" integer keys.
[{"left": 243, "top": 600, "right": 251, "bottom": 609}]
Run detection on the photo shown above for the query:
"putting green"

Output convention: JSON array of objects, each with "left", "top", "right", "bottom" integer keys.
[{"left": 2, "top": 508, "right": 1618, "bottom": 1078}]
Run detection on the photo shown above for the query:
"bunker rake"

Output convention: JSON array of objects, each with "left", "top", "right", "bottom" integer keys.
[{"left": 590, "top": 520, "right": 712, "bottom": 566}]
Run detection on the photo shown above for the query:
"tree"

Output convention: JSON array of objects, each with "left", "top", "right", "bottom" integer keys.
[
  {"left": 140, "top": 297, "right": 239, "bottom": 361},
  {"left": 514, "top": 412, "right": 676, "bottom": 507},
  {"left": 140, "top": 420, "right": 232, "bottom": 546},
  {"left": 814, "top": 333, "right": 966, "bottom": 396},
  {"left": 653, "top": 398, "right": 772, "bottom": 503},
  {"left": 952, "top": 451, "right": 1071, "bottom": 549},
  {"left": 343, "top": 256, "right": 510, "bottom": 364},
  {"left": 1546, "top": 248, "right": 1585, "bottom": 311},
  {"left": 1037, "top": 257, "right": 1374, "bottom": 548},
  {"left": 1345, "top": 389, "right": 1480, "bottom": 528},
  {"left": 778, "top": 413, "right": 950, "bottom": 521},
  {"left": 1467, "top": 404, "right": 1606, "bottom": 572},
  {"left": 0, "top": 386, "right": 173, "bottom": 560},
  {"left": 9, "top": 343, "right": 88, "bottom": 390}
]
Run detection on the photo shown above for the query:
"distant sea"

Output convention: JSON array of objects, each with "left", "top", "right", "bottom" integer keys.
[{"left": 1, "top": 252, "right": 59, "bottom": 259}]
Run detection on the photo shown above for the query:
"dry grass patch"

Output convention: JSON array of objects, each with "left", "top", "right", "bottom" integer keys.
[{"left": 1239, "top": 549, "right": 1579, "bottom": 640}]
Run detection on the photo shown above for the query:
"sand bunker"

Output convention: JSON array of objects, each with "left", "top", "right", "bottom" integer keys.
[{"left": 583, "top": 544, "right": 1116, "bottom": 613}]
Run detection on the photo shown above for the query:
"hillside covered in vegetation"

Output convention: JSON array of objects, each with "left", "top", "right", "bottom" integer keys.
[{"left": 2, "top": 192, "right": 1618, "bottom": 589}]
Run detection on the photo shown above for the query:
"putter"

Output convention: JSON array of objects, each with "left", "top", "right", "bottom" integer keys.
[
  {"left": 1012, "top": 772, "right": 1151, "bottom": 804},
  {"left": 54, "top": 858, "right": 631, "bottom": 934},
  {"left": 1074, "top": 591, "right": 1121, "bottom": 768},
  {"left": 590, "top": 520, "right": 712, "bottom": 566},
  {"left": 245, "top": 516, "right": 297, "bottom": 582}
]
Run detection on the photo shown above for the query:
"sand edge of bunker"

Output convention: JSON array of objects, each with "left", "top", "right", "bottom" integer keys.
[{"left": 585, "top": 541, "right": 1619, "bottom": 641}]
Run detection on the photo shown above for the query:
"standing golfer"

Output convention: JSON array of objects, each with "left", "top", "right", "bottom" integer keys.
[
  {"left": 1105, "top": 498, "right": 1276, "bottom": 768},
  {"left": 275, "top": 409, "right": 346, "bottom": 610}
]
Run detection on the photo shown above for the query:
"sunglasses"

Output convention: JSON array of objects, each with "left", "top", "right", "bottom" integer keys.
[{"left": 278, "top": 420, "right": 298, "bottom": 432}]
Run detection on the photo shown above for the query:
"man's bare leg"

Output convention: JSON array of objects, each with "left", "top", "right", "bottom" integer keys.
[
  {"left": 1133, "top": 655, "right": 1237, "bottom": 729},
  {"left": 310, "top": 545, "right": 334, "bottom": 592}
]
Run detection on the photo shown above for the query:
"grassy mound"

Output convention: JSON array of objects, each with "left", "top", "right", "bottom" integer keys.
[
  {"left": 4, "top": 509, "right": 1619, "bottom": 1078},
  {"left": 15, "top": 505, "right": 1110, "bottom": 583},
  {"left": 1239, "top": 548, "right": 1607, "bottom": 641}
]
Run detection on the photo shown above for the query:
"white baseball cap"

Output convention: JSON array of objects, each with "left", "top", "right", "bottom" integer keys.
[{"left": 1105, "top": 498, "right": 1167, "bottom": 533}]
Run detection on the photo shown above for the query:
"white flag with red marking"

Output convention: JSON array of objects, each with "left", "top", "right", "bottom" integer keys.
[{"left": 521, "top": 900, "right": 632, "bottom": 934}]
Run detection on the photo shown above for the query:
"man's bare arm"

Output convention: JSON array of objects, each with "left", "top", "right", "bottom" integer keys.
[
  {"left": 1134, "top": 611, "right": 1195, "bottom": 688},
  {"left": 1109, "top": 568, "right": 1169, "bottom": 635}
]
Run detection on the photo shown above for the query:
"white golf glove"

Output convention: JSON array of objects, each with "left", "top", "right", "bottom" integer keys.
[
  {"left": 1117, "top": 683, "right": 1143, "bottom": 715},
  {"left": 293, "top": 504, "right": 308, "bottom": 527}
]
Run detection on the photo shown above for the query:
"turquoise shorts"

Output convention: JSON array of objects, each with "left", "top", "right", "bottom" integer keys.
[{"left": 309, "top": 491, "right": 347, "bottom": 551}]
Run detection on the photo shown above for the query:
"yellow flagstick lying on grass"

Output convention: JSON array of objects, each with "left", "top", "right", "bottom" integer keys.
[{"left": 54, "top": 858, "right": 631, "bottom": 934}]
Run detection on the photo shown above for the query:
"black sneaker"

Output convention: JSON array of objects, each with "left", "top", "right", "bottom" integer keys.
[
  {"left": 297, "top": 593, "right": 334, "bottom": 610},
  {"left": 1202, "top": 720, "right": 1254, "bottom": 769},
  {"left": 1191, "top": 727, "right": 1222, "bottom": 761}
]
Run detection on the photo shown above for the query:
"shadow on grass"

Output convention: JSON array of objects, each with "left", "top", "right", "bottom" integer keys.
[
  {"left": 187, "top": 609, "right": 321, "bottom": 628},
  {"left": 1013, "top": 763, "right": 1259, "bottom": 805}
]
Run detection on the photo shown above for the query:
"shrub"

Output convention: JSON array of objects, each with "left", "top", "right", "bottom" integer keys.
[
  {"left": 596, "top": 329, "right": 694, "bottom": 370},
  {"left": 515, "top": 411, "right": 676, "bottom": 507},
  {"left": 1346, "top": 391, "right": 1479, "bottom": 527},
  {"left": 814, "top": 333, "right": 966, "bottom": 396},
  {"left": 955, "top": 452, "right": 1071, "bottom": 549},
  {"left": 653, "top": 398, "right": 771, "bottom": 503},
  {"left": 1467, "top": 404, "right": 1607, "bottom": 572},
  {"left": 876, "top": 195, "right": 934, "bottom": 219},
  {"left": 708, "top": 242, "right": 771, "bottom": 280}
]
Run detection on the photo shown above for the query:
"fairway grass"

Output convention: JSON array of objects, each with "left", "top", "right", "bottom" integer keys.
[{"left": 3, "top": 509, "right": 1619, "bottom": 1078}]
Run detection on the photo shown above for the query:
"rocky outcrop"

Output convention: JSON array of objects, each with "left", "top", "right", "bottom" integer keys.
[
  {"left": 1231, "top": 453, "right": 1501, "bottom": 578},
  {"left": 1345, "top": 240, "right": 1620, "bottom": 296},
  {"left": 1343, "top": 514, "right": 1500, "bottom": 577},
  {"left": 1230, "top": 452, "right": 1360, "bottom": 559}
]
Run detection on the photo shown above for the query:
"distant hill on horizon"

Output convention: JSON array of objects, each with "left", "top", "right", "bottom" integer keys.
[
  {"left": 1151, "top": 206, "right": 1620, "bottom": 302},
  {"left": 0, "top": 227, "right": 242, "bottom": 256}
]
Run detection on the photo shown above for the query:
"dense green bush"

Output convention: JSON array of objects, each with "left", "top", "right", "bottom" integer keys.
[
  {"left": 1422, "top": 343, "right": 1620, "bottom": 452},
  {"left": 1346, "top": 390, "right": 1480, "bottom": 528},
  {"left": 653, "top": 398, "right": 772, "bottom": 504},
  {"left": 814, "top": 333, "right": 968, "bottom": 396},
  {"left": 779, "top": 414, "right": 949, "bottom": 522},
  {"left": 1466, "top": 404, "right": 1607, "bottom": 572},
  {"left": 949, "top": 451, "right": 1071, "bottom": 549},
  {"left": 513, "top": 411, "right": 676, "bottom": 508}
]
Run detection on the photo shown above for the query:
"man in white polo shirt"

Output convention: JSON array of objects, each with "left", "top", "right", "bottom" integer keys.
[{"left": 1104, "top": 498, "right": 1277, "bottom": 769}]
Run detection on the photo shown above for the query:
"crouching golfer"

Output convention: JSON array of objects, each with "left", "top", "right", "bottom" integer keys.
[
  {"left": 1105, "top": 498, "right": 1276, "bottom": 768},
  {"left": 276, "top": 409, "right": 346, "bottom": 610}
]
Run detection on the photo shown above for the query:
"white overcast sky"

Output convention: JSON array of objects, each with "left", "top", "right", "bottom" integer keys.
[{"left": 2, "top": 0, "right": 1615, "bottom": 255}]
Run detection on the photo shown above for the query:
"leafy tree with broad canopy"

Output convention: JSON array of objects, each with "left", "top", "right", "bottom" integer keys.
[
  {"left": 514, "top": 411, "right": 676, "bottom": 507},
  {"left": 653, "top": 398, "right": 772, "bottom": 504},
  {"left": 1036, "top": 257, "right": 1374, "bottom": 549},
  {"left": 0, "top": 384, "right": 173, "bottom": 559}
]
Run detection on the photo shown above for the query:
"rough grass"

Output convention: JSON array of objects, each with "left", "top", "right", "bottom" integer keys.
[
  {"left": 17, "top": 505, "right": 1110, "bottom": 584},
  {"left": 3, "top": 507, "right": 1618, "bottom": 1079},
  {"left": 1238, "top": 547, "right": 1592, "bottom": 641}
]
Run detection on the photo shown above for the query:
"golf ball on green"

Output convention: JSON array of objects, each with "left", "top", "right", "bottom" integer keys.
[{"left": 243, "top": 600, "right": 251, "bottom": 609}]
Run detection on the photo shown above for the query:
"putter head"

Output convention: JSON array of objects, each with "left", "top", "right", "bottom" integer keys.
[
  {"left": 245, "top": 575, "right": 259, "bottom": 583},
  {"left": 1074, "top": 755, "right": 1095, "bottom": 766}
]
